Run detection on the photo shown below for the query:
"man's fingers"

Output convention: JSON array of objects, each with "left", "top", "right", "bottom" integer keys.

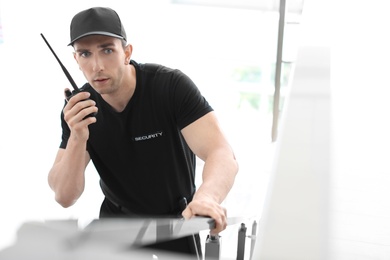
[
  {"left": 181, "top": 207, "right": 193, "bottom": 219},
  {"left": 182, "top": 200, "right": 228, "bottom": 235}
]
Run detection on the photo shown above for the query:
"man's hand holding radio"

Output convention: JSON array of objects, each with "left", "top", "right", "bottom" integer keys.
[{"left": 63, "top": 88, "right": 98, "bottom": 142}]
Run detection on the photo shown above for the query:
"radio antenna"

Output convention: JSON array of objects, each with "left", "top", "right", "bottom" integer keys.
[{"left": 40, "top": 33, "right": 79, "bottom": 91}]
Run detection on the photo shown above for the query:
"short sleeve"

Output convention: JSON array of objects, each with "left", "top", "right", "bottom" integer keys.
[{"left": 172, "top": 71, "right": 213, "bottom": 129}]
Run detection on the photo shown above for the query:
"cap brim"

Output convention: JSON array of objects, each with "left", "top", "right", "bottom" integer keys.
[{"left": 68, "top": 31, "right": 124, "bottom": 46}]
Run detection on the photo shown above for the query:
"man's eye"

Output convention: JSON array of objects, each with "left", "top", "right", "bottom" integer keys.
[
  {"left": 80, "top": 52, "right": 91, "bottom": 58},
  {"left": 104, "top": 49, "right": 113, "bottom": 54}
]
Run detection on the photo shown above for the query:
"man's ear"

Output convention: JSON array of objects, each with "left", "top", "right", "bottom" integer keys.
[{"left": 124, "top": 44, "right": 133, "bottom": 65}]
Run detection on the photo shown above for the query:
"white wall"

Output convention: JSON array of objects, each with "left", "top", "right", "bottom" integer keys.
[
  {"left": 330, "top": 0, "right": 390, "bottom": 259},
  {"left": 254, "top": 0, "right": 331, "bottom": 258}
]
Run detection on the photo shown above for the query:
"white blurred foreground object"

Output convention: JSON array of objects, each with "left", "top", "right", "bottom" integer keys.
[
  {"left": 252, "top": 0, "right": 331, "bottom": 259},
  {"left": 0, "top": 217, "right": 244, "bottom": 260}
]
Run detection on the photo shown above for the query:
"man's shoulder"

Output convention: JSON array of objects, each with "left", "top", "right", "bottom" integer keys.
[{"left": 133, "top": 60, "right": 181, "bottom": 76}]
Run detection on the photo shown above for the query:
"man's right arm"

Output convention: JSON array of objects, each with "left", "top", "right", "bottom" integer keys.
[{"left": 48, "top": 90, "right": 98, "bottom": 208}]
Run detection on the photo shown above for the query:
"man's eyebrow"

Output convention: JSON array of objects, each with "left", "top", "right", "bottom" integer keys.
[
  {"left": 75, "top": 48, "right": 88, "bottom": 53},
  {"left": 75, "top": 42, "right": 116, "bottom": 53},
  {"left": 98, "top": 42, "right": 115, "bottom": 48}
]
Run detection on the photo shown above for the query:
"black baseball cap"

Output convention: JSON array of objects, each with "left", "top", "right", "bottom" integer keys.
[{"left": 68, "top": 7, "right": 127, "bottom": 46}]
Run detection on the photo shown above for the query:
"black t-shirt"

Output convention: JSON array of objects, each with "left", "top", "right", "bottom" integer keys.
[{"left": 59, "top": 60, "right": 213, "bottom": 215}]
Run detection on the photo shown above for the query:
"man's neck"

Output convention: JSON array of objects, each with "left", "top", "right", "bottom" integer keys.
[{"left": 101, "top": 64, "right": 136, "bottom": 112}]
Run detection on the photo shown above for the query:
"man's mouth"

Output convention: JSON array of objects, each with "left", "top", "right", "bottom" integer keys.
[{"left": 94, "top": 77, "right": 109, "bottom": 83}]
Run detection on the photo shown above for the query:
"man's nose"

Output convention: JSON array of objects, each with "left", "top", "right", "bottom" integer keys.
[{"left": 92, "top": 56, "right": 104, "bottom": 72}]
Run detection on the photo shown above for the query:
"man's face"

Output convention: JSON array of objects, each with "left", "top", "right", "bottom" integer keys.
[{"left": 73, "top": 35, "right": 131, "bottom": 94}]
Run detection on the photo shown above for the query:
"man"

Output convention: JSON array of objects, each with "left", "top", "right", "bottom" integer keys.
[{"left": 48, "top": 6, "right": 238, "bottom": 257}]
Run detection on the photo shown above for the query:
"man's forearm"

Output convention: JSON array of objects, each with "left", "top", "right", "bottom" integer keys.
[
  {"left": 48, "top": 139, "right": 88, "bottom": 207},
  {"left": 195, "top": 150, "right": 238, "bottom": 203}
]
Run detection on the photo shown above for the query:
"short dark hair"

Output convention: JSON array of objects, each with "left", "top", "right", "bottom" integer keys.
[{"left": 121, "top": 39, "right": 127, "bottom": 48}]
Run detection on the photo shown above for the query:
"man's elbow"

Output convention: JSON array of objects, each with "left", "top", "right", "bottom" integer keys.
[{"left": 55, "top": 193, "right": 77, "bottom": 208}]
